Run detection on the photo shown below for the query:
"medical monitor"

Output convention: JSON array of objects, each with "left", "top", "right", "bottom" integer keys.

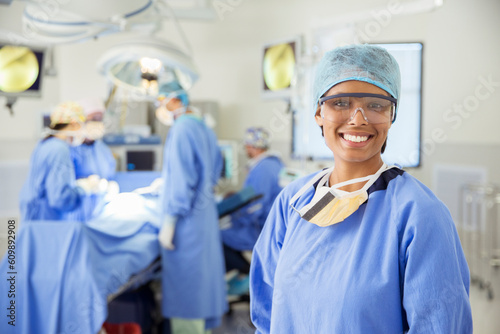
[
  {"left": 218, "top": 140, "right": 238, "bottom": 186},
  {"left": 261, "top": 36, "right": 301, "bottom": 100},
  {"left": 292, "top": 42, "right": 423, "bottom": 168},
  {"left": 126, "top": 150, "right": 155, "bottom": 171},
  {"left": 0, "top": 43, "right": 45, "bottom": 98}
]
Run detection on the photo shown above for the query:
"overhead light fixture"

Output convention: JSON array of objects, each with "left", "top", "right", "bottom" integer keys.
[
  {"left": 21, "top": 0, "right": 156, "bottom": 44},
  {"left": 97, "top": 37, "right": 199, "bottom": 96}
]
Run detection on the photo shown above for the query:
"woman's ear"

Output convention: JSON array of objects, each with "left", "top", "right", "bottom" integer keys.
[{"left": 314, "top": 104, "right": 323, "bottom": 126}]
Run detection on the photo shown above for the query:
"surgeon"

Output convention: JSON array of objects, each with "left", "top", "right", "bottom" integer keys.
[
  {"left": 156, "top": 81, "right": 227, "bottom": 334},
  {"left": 221, "top": 127, "right": 283, "bottom": 295},
  {"left": 70, "top": 97, "right": 116, "bottom": 180},
  {"left": 19, "top": 101, "right": 87, "bottom": 221},
  {"left": 250, "top": 44, "right": 472, "bottom": 333}
]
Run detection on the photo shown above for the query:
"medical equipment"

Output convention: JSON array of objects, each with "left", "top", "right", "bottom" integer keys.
[
  {"left": 460, "top": 183, "right": 500, "bottom": 300},
  {"left": 261, "top": 36, "right": 302, "bottom": 100},
  {"left": 218, "top": 140, "right": 239, "bottom": 187},
  {"left": 0, "top": 43, "right": 45, "bottom": 116},
  {"left": 103, "top": 134, "right": 163, "bottom": 171}
]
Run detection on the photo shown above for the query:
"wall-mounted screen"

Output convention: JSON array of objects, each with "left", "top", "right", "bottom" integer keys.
[
  {"left": 0, "top": 43, "right": 45, "bottom": 98},
  {"left": 292, "top": 42, "right": 423, "bottom": 168},
  {"left": 218, "top": 140, "right": 239, "bottom": 186},
  {"left": 261, "top": 36, "right": 301, "bottom": 100}
]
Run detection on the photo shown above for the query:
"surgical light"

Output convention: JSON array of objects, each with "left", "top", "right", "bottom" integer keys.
[{"left": 97, "top": 37, "right": 199, "bottom": 96}]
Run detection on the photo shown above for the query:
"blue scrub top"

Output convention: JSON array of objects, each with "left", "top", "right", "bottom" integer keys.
[
  {"left": 159, "top": 114, "right": 227, "bottom": 327},
  {"left": 19, "top": 137, "right": 85, "bottom": 222},
  {"left": 222, "top": 154, "right": 284, "bottom": 251},
  {"left": 71, "top": 139, "right": 116, "bottom": 179},
  {"left": 250, "top": 168, "right": 472, "bottom": 333}
]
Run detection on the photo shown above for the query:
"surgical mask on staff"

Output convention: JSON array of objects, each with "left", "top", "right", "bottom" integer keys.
[
  {"left": 44, "top": 124, "right": 87, "bottom": 147},
  {"left": 155, "top": 95, "right": 188, "bottom": 126},
  {"left": 290, "top": 164, "right": 395, "bottom": 227},
  {"left": 85, "top": 121, "right": 105, "bottom": 140}
]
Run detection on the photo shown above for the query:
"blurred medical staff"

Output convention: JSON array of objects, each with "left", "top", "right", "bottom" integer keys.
[
  {"left": 221, "top": 127, "right": 283, "bottom": 284},
  {"left": 156, "top": 81, "right": 227, "bottom": 334},
  {"left": 19, "top": 101, "right": 87, "bottom": 221},
  {"left": 71, "top": 97, "right": 116, "bottom": 180}
]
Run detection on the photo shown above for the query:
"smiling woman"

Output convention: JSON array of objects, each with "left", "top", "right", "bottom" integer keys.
[
  {"left": 316, "top": 80, "right": 393, "bottom": 176},
  {"left": 249, "top": 44, "right": 473, "bottom": 334}
]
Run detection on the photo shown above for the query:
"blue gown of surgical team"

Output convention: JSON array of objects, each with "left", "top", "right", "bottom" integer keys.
[
  {"left": 19, "top": 137, "right": 85, "bottom": 222},
  {"left": 159, "top": 114, "right": 227, "bottom": 328},
  {"left": 222, "top": 154, "right": 284, "bottom": 251},
  {"left": 250, "top": 168, "right": 473, "bottom": 334},
  {"left": 71, "top": 139, "right": 116, "bottom": 180}
]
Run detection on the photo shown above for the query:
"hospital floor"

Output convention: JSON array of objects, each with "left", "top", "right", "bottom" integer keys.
[
  {"left": 213, "top": 303, "right": 254, "bottom": 334},
  {"left": 211, "top": 277, "right": 500, "bottom": 334}
]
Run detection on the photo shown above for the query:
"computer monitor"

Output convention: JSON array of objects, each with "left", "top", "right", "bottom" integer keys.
[
  {"left": 218, "top": 140, "right": 239, "bottom": 186},
  {"left": 261, "top": 36, "right": 301, "bottom": 100},
  {"left": 0, "top": 43, "right": 45, "bottom": 98},
  {"left": 126, "top": 150, "right": 155, "bottom": 171},
  {"left": 292, "top": 42, "right": 423, "bottom": 168}
]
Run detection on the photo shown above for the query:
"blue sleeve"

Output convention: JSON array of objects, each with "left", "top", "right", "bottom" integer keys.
[
  {"left": 231, "top": 160, "right": 283, "bottom": 231},
  {"left": 250, "top": 190, "right": 287, "bottom": 334},
  {"left": 162, "top": 125, "right": 198, "bottom": 218},
  {"left": 95, "top": 140, "right": 116, "bottom": 179},
  {"left": 398, "top": 199, "right": 472, "bottom": 333},
  {"left": 45, "top": 148, "right": 84, "bottom": 211}
]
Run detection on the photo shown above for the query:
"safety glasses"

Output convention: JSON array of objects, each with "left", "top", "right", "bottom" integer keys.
[{"left": 319, "top": 93, "right": 397, "bottom": 124}]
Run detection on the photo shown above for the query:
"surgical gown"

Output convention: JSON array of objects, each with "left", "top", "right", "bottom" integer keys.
[
  {"left": 19, "top": 137, "right": 85, "bottom": 221},
  {"left": 221, "top": 154, "right": 284, "bottom": 251},
  {"left": 250, "top": 168, "right": 472, "bottom": 333},
  {"left": 159, "top": 114, "right": 227, "bottom": 328},
  {"left": 71, "top": 139, "right": 116, "bottom": 179}
]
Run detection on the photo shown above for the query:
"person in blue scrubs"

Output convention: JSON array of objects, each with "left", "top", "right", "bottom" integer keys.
[
  {"left": 71, "top": 97, "right": 116, "bottom": 180},
  {"left": 19, "top": 101, "right": 87, "bottom": 222},
  {"left": 156, "top": 81, "right": 227, "bottom": 334},
  {"left": 221, "top": 127, "right": 283, "bottom": 282},
  {"left": 250, "top": 45, "right": 473, "bottom": 333}
]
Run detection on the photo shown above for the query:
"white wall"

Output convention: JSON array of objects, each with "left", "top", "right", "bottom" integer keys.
[{"left": 0, "top": 0, "right": 499, "bottom": 189}]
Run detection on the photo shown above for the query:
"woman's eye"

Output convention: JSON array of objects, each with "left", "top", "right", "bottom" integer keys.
[{"left": 332, "top": 100, "right": 349, "bottom": 107}]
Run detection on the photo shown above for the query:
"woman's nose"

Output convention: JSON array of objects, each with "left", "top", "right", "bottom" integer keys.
[{"left": 348, "top": 107, "right": 369, "bottom": 125}]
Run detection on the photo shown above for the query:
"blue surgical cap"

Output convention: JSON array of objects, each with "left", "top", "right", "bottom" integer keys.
[
  {"left": 158, "top": 81, "right": 189, "bottom": 106},
  {"left": 313, "top": 44, "right": 401, "bottom": 117},
  {"left": 245, "top": 127, "right": 270, "bottom": 149}
]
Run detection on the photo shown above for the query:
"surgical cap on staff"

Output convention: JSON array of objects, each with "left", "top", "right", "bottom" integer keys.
[
  {"left": 50, "top": 101, "right": 86, "bottom": 127},
  {"left": 158, "top": 81, "right": 189, "bottom": 106},
  {"left": 245, "top": 127, "right": 270, "bottom": 149},
  {"left": 78, "top": 97, "right": 106, "bottom": 117},
  {"left": 313, "top": 44, "right": 401, "bottom": 118}
]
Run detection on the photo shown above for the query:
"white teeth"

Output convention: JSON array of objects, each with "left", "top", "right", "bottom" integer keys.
[{"left": 344, "top": 134, "right": 369, "bottom": 143}]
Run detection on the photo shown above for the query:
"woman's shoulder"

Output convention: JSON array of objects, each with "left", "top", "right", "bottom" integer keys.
[
  {"left": 388, "top": 170, "right": 452, "bottom": 219},
  {"left": 278, "top": 170, "right": 325, "bottom": 201}
]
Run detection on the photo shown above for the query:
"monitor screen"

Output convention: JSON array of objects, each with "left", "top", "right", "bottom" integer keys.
[
  {"left": 126, "top": 151, "right": 155, "bottom": 171},
  {"left": 0, "top": 43, "right": 45, "bottom": 98},
  {"left": 292, "top": 42, "right": 423, "bottom": 168},
  {"left": 261, "top": 36, "right": 301, "bottom": 100},
  {"left": 218, "top": 140, "right": 238, "bottom": 186}
]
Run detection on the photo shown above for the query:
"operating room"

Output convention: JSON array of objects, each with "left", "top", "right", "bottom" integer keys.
[{"left": 0, "top": 0, "right": 499, "bottom": 333}]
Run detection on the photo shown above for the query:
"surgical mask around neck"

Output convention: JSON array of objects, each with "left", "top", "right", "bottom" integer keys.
[{"left": 290, "top": 164, "right": 392, "bottom": 227}]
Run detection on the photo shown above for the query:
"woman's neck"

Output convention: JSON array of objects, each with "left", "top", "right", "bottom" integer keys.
[{"left": 330, "top": 157, "right": 384, "bottom": 192}]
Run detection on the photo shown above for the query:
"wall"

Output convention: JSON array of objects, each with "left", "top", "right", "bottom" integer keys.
[{"left": 0, "top": 0, "right": 499, "bottom": 197}]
